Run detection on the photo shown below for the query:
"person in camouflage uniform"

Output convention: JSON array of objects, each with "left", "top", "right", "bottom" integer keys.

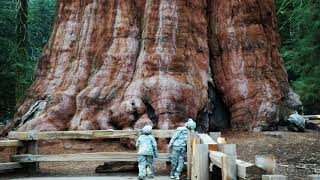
[
  {"left": 169, "top": 118, "right": 196, "bottom": 179},
  {"left": 136, "top": 125, "right": 158, "bottom": 180}
]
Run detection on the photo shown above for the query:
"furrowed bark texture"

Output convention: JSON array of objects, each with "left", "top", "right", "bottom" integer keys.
[
  {"left": 208, "top": 0, "right": 301, "bottom": 130},
  {"left": 10, "top": 0, "right": 300, "bottom": 132}
]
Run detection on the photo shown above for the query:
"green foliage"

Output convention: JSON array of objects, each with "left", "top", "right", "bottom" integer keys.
[
  {"left": 0, "top": 0, "right": 56, "bottom": 122},
  {"left": 28, "top": 0, "right": 56, "bottom": 59},
  {"left": 276, "top": 0, "right": 320, "bottom": 114}
]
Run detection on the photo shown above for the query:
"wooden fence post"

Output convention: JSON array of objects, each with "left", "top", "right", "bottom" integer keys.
[
  {"left": 187, "top": 132, "right": 194, "bottom": 180},
  {"left": 218, "top": 143, "right": 237, "bottom": 180},
  {"left": 221, "top": 155, "right": 237, "bottom": 180},
  {"left": 191, "top": 133, "right": 200, "bottom": 180},
  {"left": 193, "top": 144, "right": 209, "bottom": 180},
  {"left": 26, "top": 140, "right": 39, "bottom": 174},
  {"left": 220, "top": 144, "right": 236, "bottom": 180}
]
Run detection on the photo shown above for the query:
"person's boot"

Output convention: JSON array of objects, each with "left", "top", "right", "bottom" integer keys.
[{"left": 170, "top": 176, "right": 175, "bottom": 179}]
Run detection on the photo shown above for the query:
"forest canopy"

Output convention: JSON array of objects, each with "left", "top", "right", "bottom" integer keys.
[{"left": 0, "top": 0, "right": 319, "bottom": 123}]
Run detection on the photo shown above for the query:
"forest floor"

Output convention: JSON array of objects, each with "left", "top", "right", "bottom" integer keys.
[
  {"left": 224, "top": 130, "right": 320, "bottom": 179},
  {"left": 0, "top": 130, "right": 319, "bottom": 180}
]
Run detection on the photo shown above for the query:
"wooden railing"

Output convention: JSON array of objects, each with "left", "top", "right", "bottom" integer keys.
[
  {"left": 304, "top": 115, "right": 320, "bottom": 126},
  {"left": 7, "top": 130, "right": 175, "bottom": 140},
  {"left": 187, "top": 132, "right": 269, "bottom": 180},
  {"left": 303, "top": 115, "right": 320, "bottom": 120},
  {"left": 187, "top": 132, "right": 320, "bottom": 180},
  {"left": 1, "top": 130, "right": 319, "bottom": 180},
  {"left": 0, "top": 140, "right": 24, "bottom": 171},
  {"left": 12, "top": 152, "right": 170, "bottom": 162},
  {"left": 1, "top": 130, "right": 174, "bottom": 174}
]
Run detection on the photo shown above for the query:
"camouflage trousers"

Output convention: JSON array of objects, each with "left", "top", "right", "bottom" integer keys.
[
  {"left": 137, "top": 155, "right": 154, "bottom": 178},
  {"left": 170, "top": 146, "right": 186, "bottom": 177}
]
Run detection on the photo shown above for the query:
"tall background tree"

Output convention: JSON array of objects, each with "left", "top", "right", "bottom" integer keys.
[
  {"left": 0, "top": 0, "right": 17, "bottom": 124},
  {"left": 0, "top": 0, "right": 55, "bottom": 124},
  {"left": 16, "top": 0, "right": 29, "bottom": 100},
  {"left": 276, "top": 0, "right": 320, "bottom": 114}
]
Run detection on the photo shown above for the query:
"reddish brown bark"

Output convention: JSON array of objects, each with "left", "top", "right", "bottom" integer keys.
[
  {"left": 4, "top": 0, "right": 300, "bottom": 133},
  {"left": 208, "top": 0, "right": 301, "bottom": 131}
]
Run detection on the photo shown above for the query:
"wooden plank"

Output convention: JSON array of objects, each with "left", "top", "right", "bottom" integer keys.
[
  {"left": 303, "top": 115, "right": 320, "bottom": 119},
  {"left": 221, "top": 155, "right": 237, "bottom": 180},
  {"left": 0, "top": 140, "right": 24, "bottom": 147},
  {"left": 209, "top": 132, "right": 221, "bottom": 142},
  {"left": 199, "top": 134, "right": 217, "bottom": 144},
  {"left": 255, "top": 155, "right": 276, "bottom": 174},
  {"left": 236, "top": 159, "right": 266, "bottom": 179},
  {"left": 198, "top": 134, "right": 218, "bottom": 151},
  {"left": 308, "top": 175, "right": 320, "bottom": 180},
  {"left": 8, "top": 130, "right": 175, "bottom": 140},
  {"left": 262, "top": 175, "right": 288, "bottom": 180},
  {"left": 310, "top": 119, "right": 320, "bottom": 123},
  {"left": 193, "top": 144, "right": 209, "bottom": 180},
  {"left": 210, "top": 151, "right": 266, "bottom": 179},
  {"left": 209, "top": 151, "right": 225, "bottom": 168},
  {"left": 0, "top": 162, "right": 22, "bottom": 170},
  {"left": 153, "top": 130, "right": 175, "bottom": 138},
  {"left": 13, "top": 152, "right": 170, "bottom": 162},
  {"left": 218, "top": 144, "right": 236, "bottom": 156}
]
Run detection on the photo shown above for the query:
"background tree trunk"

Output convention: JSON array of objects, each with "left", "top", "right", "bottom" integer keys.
[
  {"left": 16, "top": 0, "right": 29, "bottom": 100},
  {"left": 4, "top": 0, "right": 301, "bottom": 134},
  {"left": 16, "top": 0, "right": 28, "bottom": 49}
]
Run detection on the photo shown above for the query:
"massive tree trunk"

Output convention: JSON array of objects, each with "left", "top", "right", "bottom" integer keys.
[
  {"left": 5, "top": 0, "right": 301, "bottom": 133},
  {"left": 208, "top": 0, "right": 301, "bottom": 131}
]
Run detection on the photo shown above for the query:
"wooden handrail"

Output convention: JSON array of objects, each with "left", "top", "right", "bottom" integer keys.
[
  {"left": 12, "top": 152, "right": 170, "bottom": 162},
  {"left": 303, "top": 115, "right": 320, "bottom": 119},
  {"left": 3, "top": 130, "right": 174, "bottom": 173},
  {"left": 8, "top": 130, "right": 175, "bottom": 140},
  {"left": 0, "top": 140, "right": 24, "bottom": 147},
  {"left": 0, "top": 162, "right": 22, "bottom": 170}
]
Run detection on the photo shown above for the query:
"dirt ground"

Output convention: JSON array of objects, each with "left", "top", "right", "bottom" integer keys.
[
  {"left": 0, "top": 130, "right": 319, "bottom": 180},
  {"left": 224, "top": 130, "right": 320, "bottom": 179}
]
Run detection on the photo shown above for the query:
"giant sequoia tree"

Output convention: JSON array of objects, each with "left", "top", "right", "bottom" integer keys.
[{"left": 7, "top": 0, "right": 302, "bottom": 133}]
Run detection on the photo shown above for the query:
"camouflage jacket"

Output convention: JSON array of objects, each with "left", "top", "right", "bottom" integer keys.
[
  {"left": 169, "top": 127, "right": 189, "bottom": 148},
  {"left": 136, "top": 134, "right": 158, "bottom": 157}
]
